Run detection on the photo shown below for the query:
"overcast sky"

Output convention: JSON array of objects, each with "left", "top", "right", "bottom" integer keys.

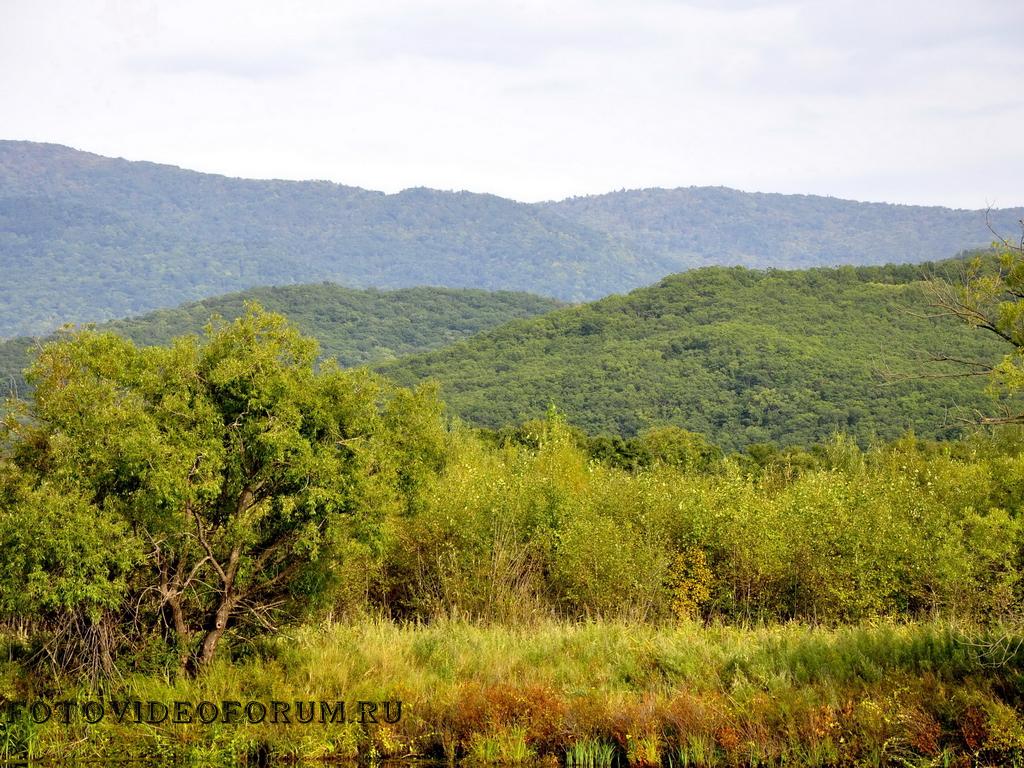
[{"left": 1, "top": 0, "right": 1021, "bottom": 208}]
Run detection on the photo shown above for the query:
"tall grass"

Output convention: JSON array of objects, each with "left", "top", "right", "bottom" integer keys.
[
  {"left": 2, "top": 618, "right": 1022, "bottom": 764},
  {"left": 566, "top": 737, "right": 617, "bottom": 768}
]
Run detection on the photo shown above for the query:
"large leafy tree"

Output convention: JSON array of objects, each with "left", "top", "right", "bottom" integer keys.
[
  {"left": 925, "top": 226, "right": 1024, "bottom": 424},
  {"left": 0, "top": 304, "right": 445, "bottom": 674}
]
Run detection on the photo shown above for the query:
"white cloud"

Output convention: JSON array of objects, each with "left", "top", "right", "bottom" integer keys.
[{"left": 0, "top": 0, "right": 1021, "bottom": 208}]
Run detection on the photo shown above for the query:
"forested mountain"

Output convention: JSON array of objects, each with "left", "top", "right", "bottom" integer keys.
[
  {"left": 0, "top": 284, "right": 561, "bottom": 397},
  {"left": 544, "top": 188, "right": 1023, "bottom": 270},
  {"left": 379, "top": 260, "right": 1007, "bottom": 450},
  {"left": 3, "top": 140, "right": 1022, "bottom": 337},
  {"left": 0, "top": 142, "right": 640, "bottom": 337}
]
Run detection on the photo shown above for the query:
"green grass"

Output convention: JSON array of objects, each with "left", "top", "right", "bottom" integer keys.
[
  {"left": 567, "top": 737, "right": 617, "bottom": 768},
  {"left": 2, "top": 618, "right": 1022, "bottom": 764}
]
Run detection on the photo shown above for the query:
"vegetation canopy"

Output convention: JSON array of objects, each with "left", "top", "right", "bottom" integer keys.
[
  {"left": 381, "top": 259, "right": 1006, "bottom": 449},
  {"left": 0, "top": 304, "right": 446, "bottom": 674},
  {"left": 926, "top": 226, "right": 1024, "bottom": 424},
  {"left": 0, "top": 283, "right": 562, "bottom": 398}
]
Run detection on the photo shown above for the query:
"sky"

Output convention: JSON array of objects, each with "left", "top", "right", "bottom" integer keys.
[{"left": 1, "top": 0, "right": 1022, "bottom": 208}]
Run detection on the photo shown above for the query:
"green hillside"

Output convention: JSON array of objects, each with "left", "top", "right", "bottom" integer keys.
[
  {"left": 379, "top": 260, "right": 1006, "bottom": 450},
  {"left": 2, "top": 140, "right": 1021, "bottom": 337},
  {"left": 0, "top": 284, "right": 562, "bottom": 397}
]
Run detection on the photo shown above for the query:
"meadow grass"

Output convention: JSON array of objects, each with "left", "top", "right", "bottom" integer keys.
[{"left": 1, "top": 618, "right": 1022, "bottom": 765}]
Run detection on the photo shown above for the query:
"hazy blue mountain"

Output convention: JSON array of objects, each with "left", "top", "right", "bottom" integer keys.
[
  {"left": 2, "top": 140, "right": 1021, "bottom": 337},
  {"left": 543, "top": 187, "right": 1023, "bottom": 270}
]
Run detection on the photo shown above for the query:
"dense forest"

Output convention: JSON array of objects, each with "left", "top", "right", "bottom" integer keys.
[
  {"left": 2, "top": 140, "right": 1022, "bottom": 337},
  {"left": 0, "top": 284, "right": 561, "bottom": 397},
  {"left": 381, "top": 258, "right": 1006, "bottom": 449}
]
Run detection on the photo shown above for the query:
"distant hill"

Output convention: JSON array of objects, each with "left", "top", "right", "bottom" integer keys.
[
  {"left": 379, "top": 260, "right": 1006, "bottom": 450},
  {"left": 544, "top": 188, "right": 1023, "bottom": 270},
  {"left": 2, "top": 140, "right": 1022, "bottom": 337},
  {"left": 0, "top": 284, "right": 562, "bottom": 397}
]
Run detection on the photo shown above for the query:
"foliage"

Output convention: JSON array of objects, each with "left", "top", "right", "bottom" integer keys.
[
  {"left": 7, "top": 342, "right": 1021, "bottom": 649},
  {"left": 373, "top": 413, "right": 1024, "bottom": 626},
  {"left": 382, "top": 260, "right": 1006, "bottom": 449},
  {"left": 0, "top": 142, "right": 633, "bottom": 337},
  {"left": 1, "top": 300, "right": 1021, "bottom": 655},
  {"left": 926, "top": 228, "right": 1024, "bottom": 424},
  {"left": 2, "top": 140, "right": 1021, "bottom": 337},
  {"left": 0, "top": 304, "right": 447, "bottom": 673},
  {"left": 545, "top": 185, "right": 1024, "bottom": 273},
  {"left": 666, "top": 548, "right": 714, "bottom": 621},
  {"left": 0, "top": 311, "right": 1018, "bottom": 763}
]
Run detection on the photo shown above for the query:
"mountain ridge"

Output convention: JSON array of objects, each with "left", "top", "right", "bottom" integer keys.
[
  {"left": 5, "top": 139, "right": 1009, "bottom": 210},
  {"left": 3, "top": 139, "right": 1022, "bottom": 338}
]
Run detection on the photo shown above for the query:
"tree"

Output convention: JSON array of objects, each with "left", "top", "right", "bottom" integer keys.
[
  {"left": 925, "top": 223, "right": 1024, "bottom": 424},
  {"left": 636, "top": 425, "right": 722, "bottom": 472},
  {"left": 0, "top": 304, "right": 445, "bottom": 674}
]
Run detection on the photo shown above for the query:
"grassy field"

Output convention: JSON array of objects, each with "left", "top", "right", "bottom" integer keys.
[{"left": 2, "top": 619, "right": 1023, "bottom": 766}]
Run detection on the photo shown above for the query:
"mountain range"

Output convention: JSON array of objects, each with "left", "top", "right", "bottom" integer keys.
[{"left": 3, "top": 139, "right": 1021, "bottom": 338}]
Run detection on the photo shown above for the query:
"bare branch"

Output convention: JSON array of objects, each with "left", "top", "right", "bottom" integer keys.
[{"left": 188, "top": 502, "right": 227, "bottom": 584}]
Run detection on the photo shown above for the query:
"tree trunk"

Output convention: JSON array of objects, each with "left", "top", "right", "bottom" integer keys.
[
  {"left": 167, "top": 595, "right": 193, "bottom": 671},
  {"left": 197, "top": 595, "right": 235, "bottom": 667},
  {"left": 194, "top": 541, "right": 244, "bottom": 669},
  {"left": 169, "top": 594, "right": 189, "bottom": 642}
]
